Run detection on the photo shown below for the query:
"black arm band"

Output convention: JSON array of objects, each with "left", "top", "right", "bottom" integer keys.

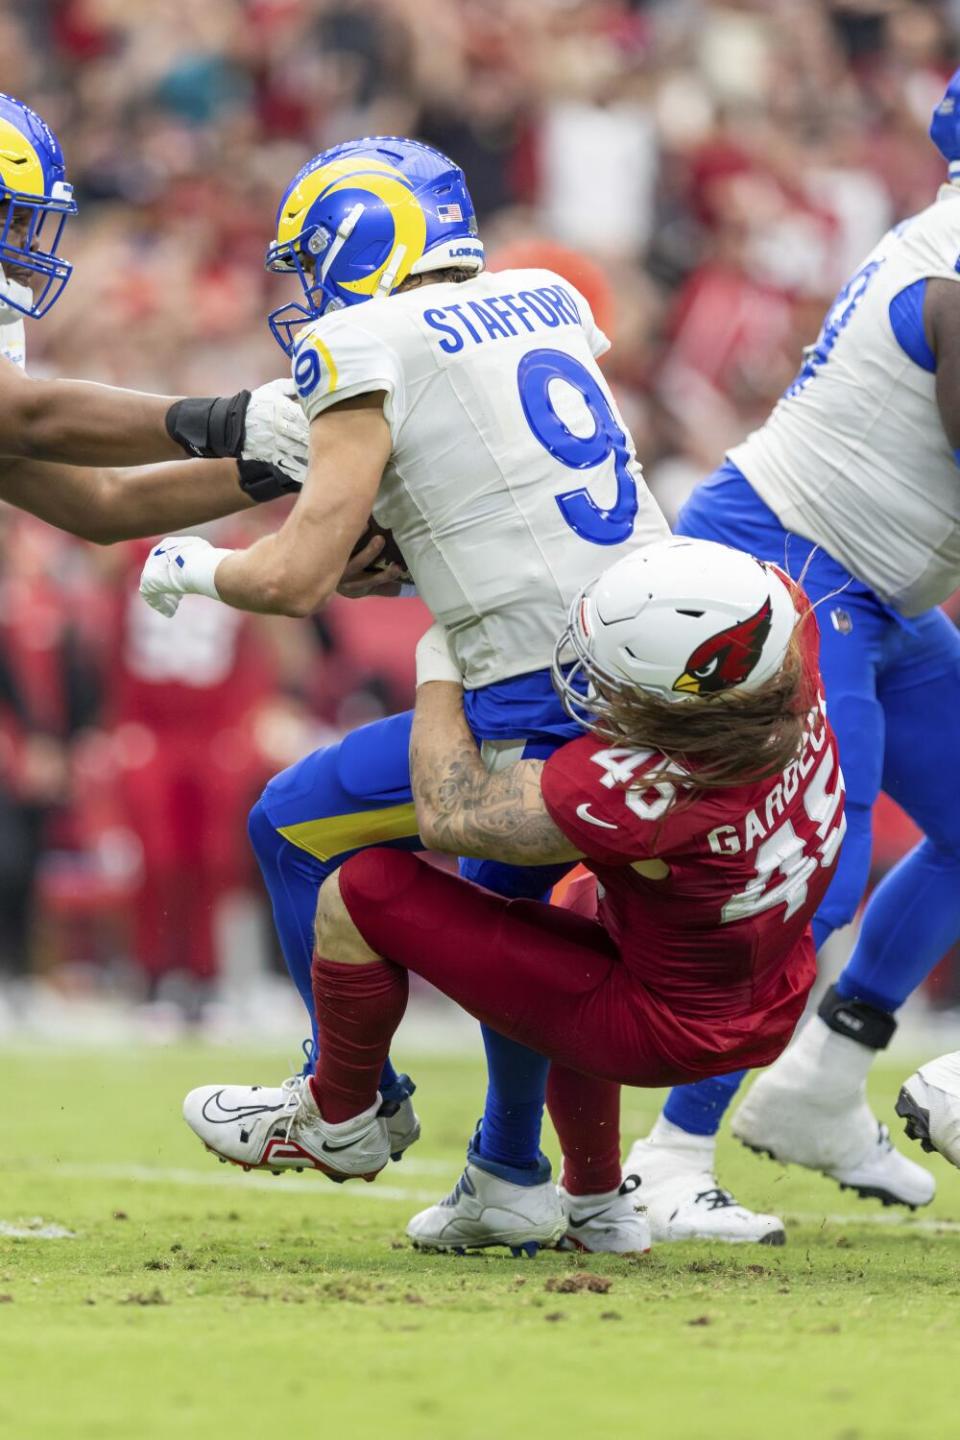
[
  {"left": 236, "top": 460, "right": 303, "bottom": 504},
  {"left": 817, "top": 983, "right": 897, "bottom": 1051},
  {"left": 165, "top": 391, "right": 250, "bottom": 459}
]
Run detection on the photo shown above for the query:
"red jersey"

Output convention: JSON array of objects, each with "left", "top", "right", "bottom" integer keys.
[
  {"left": 541, "top": 636, "right": 844, "bottom": 1029},
  {"left": 109, "top": 542, "right": 274, "bottom": 730}
]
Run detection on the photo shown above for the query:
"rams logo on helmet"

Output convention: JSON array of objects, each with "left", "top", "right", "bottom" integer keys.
[
  {"left": 276, "top": 155, "right": 427, "bottom": 302},
  {"left": 0, "top": 93, "right": 76, "bottom": 320},
  {"left": 265, "top": 136, "right": 484, "bottom": 353}
]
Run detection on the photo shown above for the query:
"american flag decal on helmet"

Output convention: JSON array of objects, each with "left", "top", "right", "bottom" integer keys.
[{"left": 436, "top": 203, "right": 463, "bottom": 222}]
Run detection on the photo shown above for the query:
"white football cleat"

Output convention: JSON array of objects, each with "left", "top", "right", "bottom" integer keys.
[
  {"left": 625, "top": 1123, "right": 785, "bottom": 1245},
  {"left": 183, "top": 1075, "right": 390, "bottom": 1181},
  {"left": 407, "top": 1160, "right": 566, "bottom": 1257},
  {"left": 558, "top": 1175, "right": 652, "bottom": 1253},
  {"left": 732, "top": 1016, "right": 935, "bottom": 1209},
  {"left": 378, "top": 1074, "right": 422, "bottom": 1162},
  {"left": 897, "top": 1052, "right": 960, "bottom": 1167}
]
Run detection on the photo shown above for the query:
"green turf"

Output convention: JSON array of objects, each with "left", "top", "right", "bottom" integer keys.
[{"left": 2, "top": 1044, "right": 959, "bottom": 1440}]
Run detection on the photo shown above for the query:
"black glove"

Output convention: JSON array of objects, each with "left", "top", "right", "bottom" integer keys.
[
  {"left": 165, "top": 391, "right": 250, "bottom": 459},
  {"left": 236, "top": 459, "right": 303, "bottom": 503}
]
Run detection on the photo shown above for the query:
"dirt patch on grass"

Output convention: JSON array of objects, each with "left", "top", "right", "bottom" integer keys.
[{"left": 545, "top": 1273, "right": 613, "bottom": 1295}]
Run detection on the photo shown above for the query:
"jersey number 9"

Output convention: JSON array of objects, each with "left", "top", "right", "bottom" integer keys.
[{"left": 517, "top": 349, "right": 638, "bottom": 546}]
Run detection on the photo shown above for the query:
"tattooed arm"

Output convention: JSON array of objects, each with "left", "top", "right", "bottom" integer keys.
[{"left": 410, "top": 679, "right": 583, "bottom": 865}]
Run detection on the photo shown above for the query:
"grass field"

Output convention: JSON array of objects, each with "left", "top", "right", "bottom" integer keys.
[{"left": 2, "top": 1041, "right": 959, "bottom": 1440}]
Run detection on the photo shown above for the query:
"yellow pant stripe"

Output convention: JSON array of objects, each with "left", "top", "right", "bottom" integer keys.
[{"left": 277, "top": 802, "right": 419, "bottom": 863}]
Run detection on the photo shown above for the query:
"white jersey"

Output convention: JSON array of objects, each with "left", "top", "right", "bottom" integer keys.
[
  {"left": 0, "top": 312, "right": 25, "bottom": 370},
  {"left": 0, "top": 315, "right": 25, "bottom": 370},
  {"left": 292, "top": 267, "right": 668, "bottom": 688},
  {"left": 0, "top": 269, "right": 30, "bottom": 371},
  {"left": 729, "top": 185, "right": 960, "bottom": 616}
]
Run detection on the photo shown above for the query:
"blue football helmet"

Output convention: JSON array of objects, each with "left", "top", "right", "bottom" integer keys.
[
  {"left": 0, "top": 94, "right": 76, "bottom": 319},
  {"left": 931, "top": 68, "right": 960, "bottom": 180},
  {"left": 265, "top": 135, "right": 484, "bottom": 353}
]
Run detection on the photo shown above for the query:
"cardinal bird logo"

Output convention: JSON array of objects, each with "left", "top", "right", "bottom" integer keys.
[{"left": 673, "top": 597, "right": 773, "bottom": 696}]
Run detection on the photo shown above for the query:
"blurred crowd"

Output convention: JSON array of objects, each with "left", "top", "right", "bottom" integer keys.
[{"left": 1, "top": 0, "right": 959, "bottom": 1025}]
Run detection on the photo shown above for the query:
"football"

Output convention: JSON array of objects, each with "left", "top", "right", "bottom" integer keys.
[{"left": 350, "top": 518, "right": 412, "bottom": 583}]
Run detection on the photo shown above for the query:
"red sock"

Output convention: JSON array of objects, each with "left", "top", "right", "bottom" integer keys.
[
  {"left": 310, "top": 954, "right": 408, "bottom": 1124},
  {"left": 547, "top": 1063, "right": 622, "bottom": 1196}
]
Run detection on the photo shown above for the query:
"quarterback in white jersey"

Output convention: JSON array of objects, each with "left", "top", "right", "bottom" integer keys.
[
  {"left": 149, "top": 137, "right": 672, "bottom": 1257},
  {"left": 624, "top": 73, "right": 960, "bottom": 1242},
  {"left": 289, "top": 265, "right": 666, "bottom": 685},
  {"left": 142, "top": 265, "right": 666, "bottom": 674}
]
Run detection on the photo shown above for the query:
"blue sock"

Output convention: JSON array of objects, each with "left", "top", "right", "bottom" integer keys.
[
  {"left": 837, "top": 838, "right": 960, "bottom": 1013},
  {"left": 476, "top": 1025, "right": 550, "bottom": 1170},
  {"left": 662, "top": 1070, "right": 748, "bottom": 1137},
  {"left": 460, "top": 855, "right": 567, "bottom": 1173}
]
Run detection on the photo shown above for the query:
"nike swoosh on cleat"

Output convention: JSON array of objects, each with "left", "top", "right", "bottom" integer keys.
[
  {"left": 200, "top": 1090, "right": 285, "bottom": 1125},
  {"left": 567, "top": 1209, "right": 609, "bottom": 1229},
  {"left": 321, "top": 1139, "right": 359, "bottom": 1154}
]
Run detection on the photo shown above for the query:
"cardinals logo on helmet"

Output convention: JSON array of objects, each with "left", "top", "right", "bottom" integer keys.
[{"left": 673, "top": 598, "right": 773, "bottom": 696}]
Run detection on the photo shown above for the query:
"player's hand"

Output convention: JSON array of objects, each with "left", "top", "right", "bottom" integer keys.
[
  {"left": 415, "top": 622, "right": 461, "bottom": 686},
  {"left": 242, "top": 379, "right": 310, "bottom": 484},
  {"left": 337, "top": 532, "right": 405, "bottom": 598},
  {"left": 139, "top": 535, "right": 231, "bottom": 618}
]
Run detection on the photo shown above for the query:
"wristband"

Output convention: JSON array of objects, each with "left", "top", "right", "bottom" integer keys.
[
  {"left": 415, "top": 623, "right": 461, "bottom": 685},
  {"left": 183, "top": 545, "right": 235, "bottom": 600},
  {"left": 165, "top": 391, "right": 250, "bottom": 459},
  {"left": 236, "top": 459, "right": 303, "bottom": 503}
]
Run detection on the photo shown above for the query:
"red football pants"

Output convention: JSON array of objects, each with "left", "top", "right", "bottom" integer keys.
[{"left": 339, "top": 849, "right": 808, "bottom": 1088}]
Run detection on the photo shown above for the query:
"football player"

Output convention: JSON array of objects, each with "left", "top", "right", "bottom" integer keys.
[
  {"left": 0, "top": 94, "right": 308, "bottom": 546},
  {"left": 180, "top": 538, "right": 844, "bottom": 1257},
  {"left": 619, "top": 67, "right": 960, "bottom": 1239},
  {"left": 140, "top": 135, "right": 673, "bottom": 1254}
]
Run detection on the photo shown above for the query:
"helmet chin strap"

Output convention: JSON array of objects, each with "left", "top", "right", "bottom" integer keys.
[{"left": 378, "top": 243, "right": 407, "bottom": 296}]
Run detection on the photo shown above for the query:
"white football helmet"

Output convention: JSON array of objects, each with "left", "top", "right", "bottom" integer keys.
[{"left": 552, "top": 537, "right": 798, "bottom": 727}]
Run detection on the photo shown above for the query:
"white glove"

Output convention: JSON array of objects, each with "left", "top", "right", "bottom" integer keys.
[
  {"left": 415, "top": 623, "right": 462, "bottom": 686},
  {"left": 242, "top": 379, "right": 310, "bottom": 484},
  {"left": 139, "top": 535, "right": 235, "bottom": 619}
]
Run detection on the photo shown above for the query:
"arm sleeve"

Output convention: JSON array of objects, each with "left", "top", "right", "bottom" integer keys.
[
  {"left": 540, "top": 736, "right": 668, "bottom": 865},
  {"left": 291, "top": 314, "right": 406, "bottom": 438}
]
